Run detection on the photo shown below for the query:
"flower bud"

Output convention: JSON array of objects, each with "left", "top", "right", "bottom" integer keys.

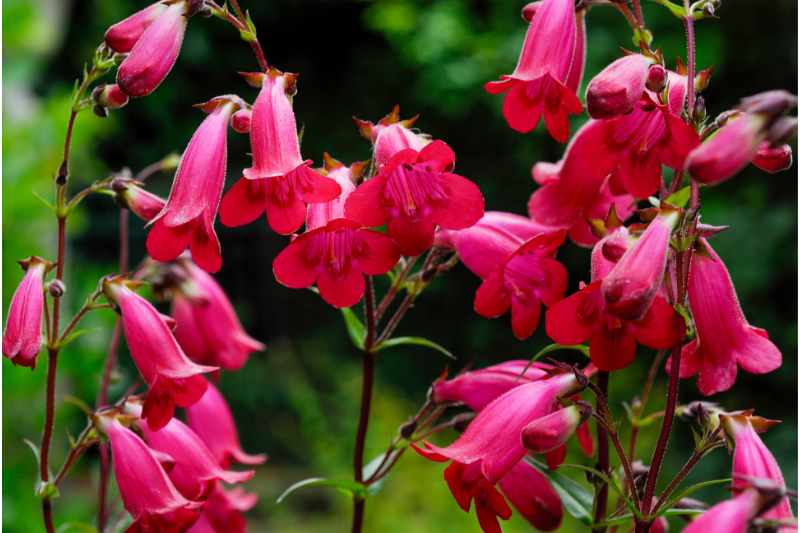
[
  {"left": 3, "top": 257, "right": 49, "bottom": 368},
  {"left": 115, "top": 181, "right": 167, "bottom": 222},
  {"left": 521, "top": 404, "right": 588, "bottom": 454},
  {"left": 104, "top": 1, "right": 168, "bottom": 53},
  {"left": 686, "top": 113, "right": 766, "bottom": 185},
  {"left": 739, "top": 90, "right": 797, "bottom": 117},
  {"left": 765, "top": 115, "right": 798, "bottom": 145},
  {"left": 230, "top": 108, "right": 251, "bottom": 133},
  {"left": 586, "top": 54, "right": 653, "bottom": 119},
  {"left": 693, "top": 95, "right": 707, "bottom": 122},
  {"left": 47, "top": 279, "right": 66, "bottom": 298},
  {"left": 645, "top": 64, "right": 667, "bottom": 93},
  {"left": 93, "top": 83, "right": 130, "bottom": 110},
  {"left": 521, "top": 1, "right": 542, "bottom": 22},
  {"left": 752, "top": 142, "right": 793, "bottom": 173}
]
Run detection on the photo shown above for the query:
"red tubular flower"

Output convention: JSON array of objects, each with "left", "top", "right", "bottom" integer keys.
[
  {"left": 497, "top": 460, "right": 563, "bottom": 531},
  {"left": 114, "top": 180, "right": 166, "bottom": 222},
  {"left": 98, "top": 416, "right": 202, "bottom": 532},
  {"left": 103, "top": 277, "right": 216, "bottom": 430},
  {"left": 104, "top": 1, "right": 168, "bottom": 53},
  {"left": 485, "top": 0, "right": 582, "bottom": 141},
  {"left": 752, "top": 142, "right": 793, "bottom": 173},
  {"left": 126, "top": 402, "right": 254, "bottom": 501},
  {"left": 188, "top": 486, "right": 258, "bottom": 533},
  {"left": 172, "top": 260, "right": 265, "bottom": 371},
  {"left": 601, "top": 211, "right": 678, "bottom": 320},
  {"left": 116, "top": 1, "right": 187, "bottom": 97},
  {"left": 184, "top": 379, "right": 267, "bottom": 468},
  {"left": 147, "top": 99, "right": 238, "bottom": 273},
  {"left": 3, "top": 257, "right": 49, "bottom": 368},
  {"left": 521, "top": 405, "right": 585, "bottom": 454},
  {"left": 686, "top": 114, "right": 767, "bottom": 185},
  {"left": 679, "top": 238, "right": 781, "bottom": 395},
  {"left": 220, "top": 70, "right": 341, "bottom": 234},
  {"left": 586, "top": 54, "right": 654, "bottom": 119},
  {"left": 345, "top": 140, "right": 484, "bottom": 256},
  {"left": 682, "top": 489, "right": 765, "bottom": 533},
  {"left": 721, "top": 412, "right": 794, "bottom": 526},
  {"left": 355, "top": 107, "right": 430, "bottom": 169}
]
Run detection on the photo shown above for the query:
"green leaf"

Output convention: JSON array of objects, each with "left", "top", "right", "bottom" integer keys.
[
  {"left": 32, "top": 190, "right": 56, "bottom": 211},
  {"left": 24, "top": 439, "right": 42, "bottom": 468},
  {"left": 277, "top": 477, "right": 366, "bottom": 504},
  {"left": 60, "top": 327, "right": 99, "bottom": 348},
  {"left": 665, "top": 186, "right": 692, "bottom": 208},
  {"left": 529, "top": 459, "right": 594, "bottom": 526},
  {"left": 56, "top": 522, "right": 99, "bottom": 533},
  {"left": 375, "top": 336, "right": 454, "bottom": 360},
  {"left": 340, "top": 308, "right": 365, "bottom": 350},
  {"left": 597, "top": 508, "right": 702, "bottom": 528},
  {"left": 558, "top": 464, "right": 640, "bottom": 516},
  {"left": 655, "top": 478, "right": 732, "bottom": 518}
]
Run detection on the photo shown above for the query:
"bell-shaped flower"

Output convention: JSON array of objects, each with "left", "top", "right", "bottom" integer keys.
[
  {"left": 679, "top": 238, "right": 781, "bottom": 395},
  {"left": 345, "top": 140, "right": 484, "bottom": 256},
  {"left": 752, "top": 142, "right": 793, "bottom": 174},
  {"left": 601, "top": 211, "right": 678, "bottom": 320},
  {"left": 485, "top": 0, "right": 582, "bottom": 141},
  {"left": 546, "top": 279, "right": 684, "bottom": 371},
  {"left": 522, "top": 404, "right": 587, "bottom": 454},
  {"left": 97, "top": 415, "right": 202, "bottom": 531},
  {"left": 3, "top": 257, "right": 49, "bottom": 368},
  {"left": 682, "top": 489, "right": 767, "bottom": 533},
  {"left": 113, "top": 178, "right": 166, "bottom": 222},
  {"left": 721, "top": 412, "right": 794, "bottom": 526},
  {"left": 586, "top": 54, "right": 654, "bottom": 119},
  {"left": 498, "top": 460, "right": 563, "bottom": 531},
  {"left": 103, "top": 277, "right": 216, "bottom": 430},
  {"left": 172, "top": 260, "right": 265, "bottom": 371},
  {"left": 354, "top": 107, "right": 430, "bottom": 169},
  {"left": 104, "top": 1, "right": 168, "bottom": 53},
  {"left": 116, "top": 1, "right": 188, "bottom": 97},
  {"left": 147, "top": 98, "right": 239, "bottom": 273},
  {"left": 188, "top": 485, "right": 258, "bottom": 533},
  {"left": 125, "top": 401, "right": 254, "bottom": 501},
  {"left": 220, "top": 69, "right": 341, "bottom": 235},
  {"left": 184, "top": 379, "right": 267, "bottom": 468},
  {"left": 686, "top": 113, "right": 767, "bottom": 185}
]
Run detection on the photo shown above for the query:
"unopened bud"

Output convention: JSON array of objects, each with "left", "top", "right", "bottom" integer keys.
[
  {"left": 48, "top": 279, "right": 66, "bottom": 298},
  {"left": 56, "top": 162, "right": 68, "bottom": 185},
  {"left": 739, "top": 90, "right": 798, "bottom": 117},
  {"left": 521, "top": 1, "right": 542, "bottom": 22},
  {"left": 399, "top": 419, "right": 417, "bottom": 439},
  {"left": 765, "top": 116, "right": 798, "bottom": 145},
  {"left": 693, "top": 96, "right": 707, "bottom": 122},
  {"left": 752, "top": 143, "right": 793, "bottom": 174},
  {"left": 92, "top": 83, "right": 129, "bottom": 110},
  {"left": 231, "top": 108, "right": 252, "bottom": 134},
  {"left": 646, "top": 64, "right": 668, "bottom": 93}
]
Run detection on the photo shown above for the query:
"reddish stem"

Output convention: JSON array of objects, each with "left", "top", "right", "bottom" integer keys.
[
  {"left": 632, "top": 0, "right": 646, "bottom": 28},
  {"left": 593, "top": 371, "right": 610, "bottom": 533},
  {"left": 684, "top": 3, "right": 696, "bottom": 118}
]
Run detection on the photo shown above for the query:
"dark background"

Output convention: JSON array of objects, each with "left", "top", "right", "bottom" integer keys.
[{"left": 3, "top": 0, "right": 797, "bottom": 531}]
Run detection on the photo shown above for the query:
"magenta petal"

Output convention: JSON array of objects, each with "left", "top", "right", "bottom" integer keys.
[
  {"left": 499, "top": 461, "right": 563, "bottom": 531},
  {"left": 273, "top": 235, "right": 320, "bottom": 289},
  {"left": 220, "top": 178, "right": 267, "bottom": 228},
  {"left": 432, "top": 173, "right": 485, "bottom": 230},
  {"left": 344, "top": 176, "right": 388, "bottom": 228},
  {"left": 317, "top": 268, "right": 366, "bottom": 309}
]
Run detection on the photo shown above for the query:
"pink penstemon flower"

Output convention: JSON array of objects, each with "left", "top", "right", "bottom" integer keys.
[
  {"left": 171, "top": 259, "right": 265, "bottom": 371},
  {"left": 485, "top": 0, "right": 583, "bottom": 141},
  {"left": 184, "top": 379, "right": 267, "bottom": 468},
  {"left": 3, "top": 257, "right": 50, "bottom": 368},
  {"left": 678, "top": 238, "right": 781, "bottom": 395},
  {"left": 113, "top": 1, "right": 189, "bottom": 98},
  {"left": 124, "top": 399, "right": 254, "bottom": 501},
  {"left": 147, "top": 97, "right": 241, "bottom": 273},
  {"left": 586, "top": 53, "right": 654, "bottom": 119},
  {"left": 102, "top": 276, "right": 216, "bottom": 430},
  {"left": 96, "top": 414, "right": 202, "bottom": 531},
  {"left": 682, "top": 488, "right": 775, "bottom": 533},
  {"left": 219, "top": 69, "right": 342, "bottom": 235},
  {"left": 354, "top": 107, "right": 430, "bottom": 169}
]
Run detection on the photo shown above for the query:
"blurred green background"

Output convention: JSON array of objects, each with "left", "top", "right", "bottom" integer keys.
[{"left": 3, "top": 0, "right": 797, "bottom": 531}]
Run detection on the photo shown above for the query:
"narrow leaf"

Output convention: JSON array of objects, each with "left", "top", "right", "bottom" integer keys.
[
  {"left": 375, "top": 336, "right": 454, "bottom": 360},
  {"left": 277, "top": 477, "right": 366, "bottom": 504},
  {"left": 340, "top": 308, "right": 365, "bottom": 350},
  {"left": 656, "top": 478, "right": 732, "bottom": 518}
]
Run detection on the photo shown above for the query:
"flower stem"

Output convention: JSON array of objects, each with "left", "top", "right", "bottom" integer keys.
[
  {"left": 628, "top": 349, "right": 668, "bottom": 463},
  {"left": 632, "top": 0, "right": 646, "bottom": 28},
  {"left": 650, "top": 435, "right": 720, "bottom": 516},
  {"left": 593, "top": 371, "right": 610, "bottom": 532},
  {"left": 209, "top": 0, "right": 269, "bottom": 72},
  {"left": 684, "top": 1, "right": 696, "bottom": 118}
]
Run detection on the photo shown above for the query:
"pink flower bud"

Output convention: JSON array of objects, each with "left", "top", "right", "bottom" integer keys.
[
  {"left": 485, "top": 0, "right": 582, "bottom": 141},
  {"left": 93, "top": 83, "right": 130, "bottom": 110},
  {"left": 752, "top": 142, "right": 793, "bottom": 173},
  {"left": 521, "top": 1, "right": 542, "bottom": 22},
  {"left": 104, "top": 1, "right": 168, "bottom": 53},
  {"left": 184, "top": 379, "right": 267, "bottom": 468},
  {"left": 116, "top": 1, "right": 188, "bottom": 97},
  {"left": 721, "top": 413, "right": 794, "bottom": 525},
  {"left": 3, "top": 257, "right": 48, "bottom": 368},
  {"left": 602, "top": 211, "right": 678, "bottom": 320},
  {"left": 522, "top": 405, "right": 585, "bottom": 454},
  {"left": 220, "top": 70, "right": 341, "bottom": 234},
  {"left": 147, "top": 100, "right": 236, "bottom": 273},
  {"left": 646, "top": 64, "right": 668, "bottom": 93},
  {"left": 586, "top": 54, "right": 653, "bottom": 119},
  {"left": 498, "top": 460, "right": 563, "bottom": 531},
  {"left": 127, "top": 402, "right": 255, "bottom": 501},
  {"left": 172, "top": 260, "right": 264, "bottom": 371},
  {"left": 230, "top": 108, "right": 252, "bottom": 133},
  {"left": 679, "top": 239, "right": 781, "bottom": 395},
  {"left": 682, "top": 489, "right": 764, "bottom": 533},
  {"left": 103, "top": 277, "right": 217, "bottom": 430},
  {"left": 115, "top": 181, "right": 166, "bottom": 222},
  {"left": 686, "top": 113, "right": 767, "bottom": 185},
  {"left": 97, "top": 416, "right": 202, "bottom": 531},
  {"left": 739, "top": 90, "right": 797, "bottom": 117}
]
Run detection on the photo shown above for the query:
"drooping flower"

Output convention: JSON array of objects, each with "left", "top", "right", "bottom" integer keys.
[
  {"left": 125, "top": 400, "right": 254, "bottom": 501},
  {"left": 113, "top": 179, "right": 166, "bottom": 222},
  {"left": 752, "top": 142, "right": 793, "bottom": 174},
  {"left": 586, "top": 54, "right": 654, "bottom": 119},
  {"left": 686, "top": 114, "right": 768, "bottom": 185},
  {"left": 147, "top": 98, "right": 240, "bottom": 273},
  {"left": 97, "top": 415, "right": 202, "bottom": 532},
  {"left": 485, "top": 0, "right": 582, "bottom": 141},
  {"left": 184, "top": 379, "right": 267, "bottom": 468},
  {"left": 682, "top": 489, "right": 767, "bottom": 533},
  {"left": 522, "top": 405, "right": 586, "bottom": 454},
  {"left": 115, "top": 1, "right": 188, "bottom": 97},
  {"left": 601, "top": 211, "right": 678, "bottom": 320},
  {"left": 721, "top": 412, "right": 794, "bottom": 527},
  {"left": 219, "top": 69, "right": 341, "bottom": 234},
  {"left": 345, "top": 139, "right": 484, "bottom": 256},
  {"left": 497, "top": 460, "right": 563, "bottom": 531},
  {"left": 103, "top": 277, "right": 216, "bottom": 430},
  {"left": 172, "top": 259, "right": 265, "bottom": 371},
  {"left": 354, "top": 107, "right": 430, "bottom": 169},
  {"left": 3, "top": 257, "right": 49, "bottom": 368},
  {"left": 679, "top": 238, "right": 781, "bottom": 395},
  {"left": 188, "top": 485, "right": 258, "bottom": 533}
]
